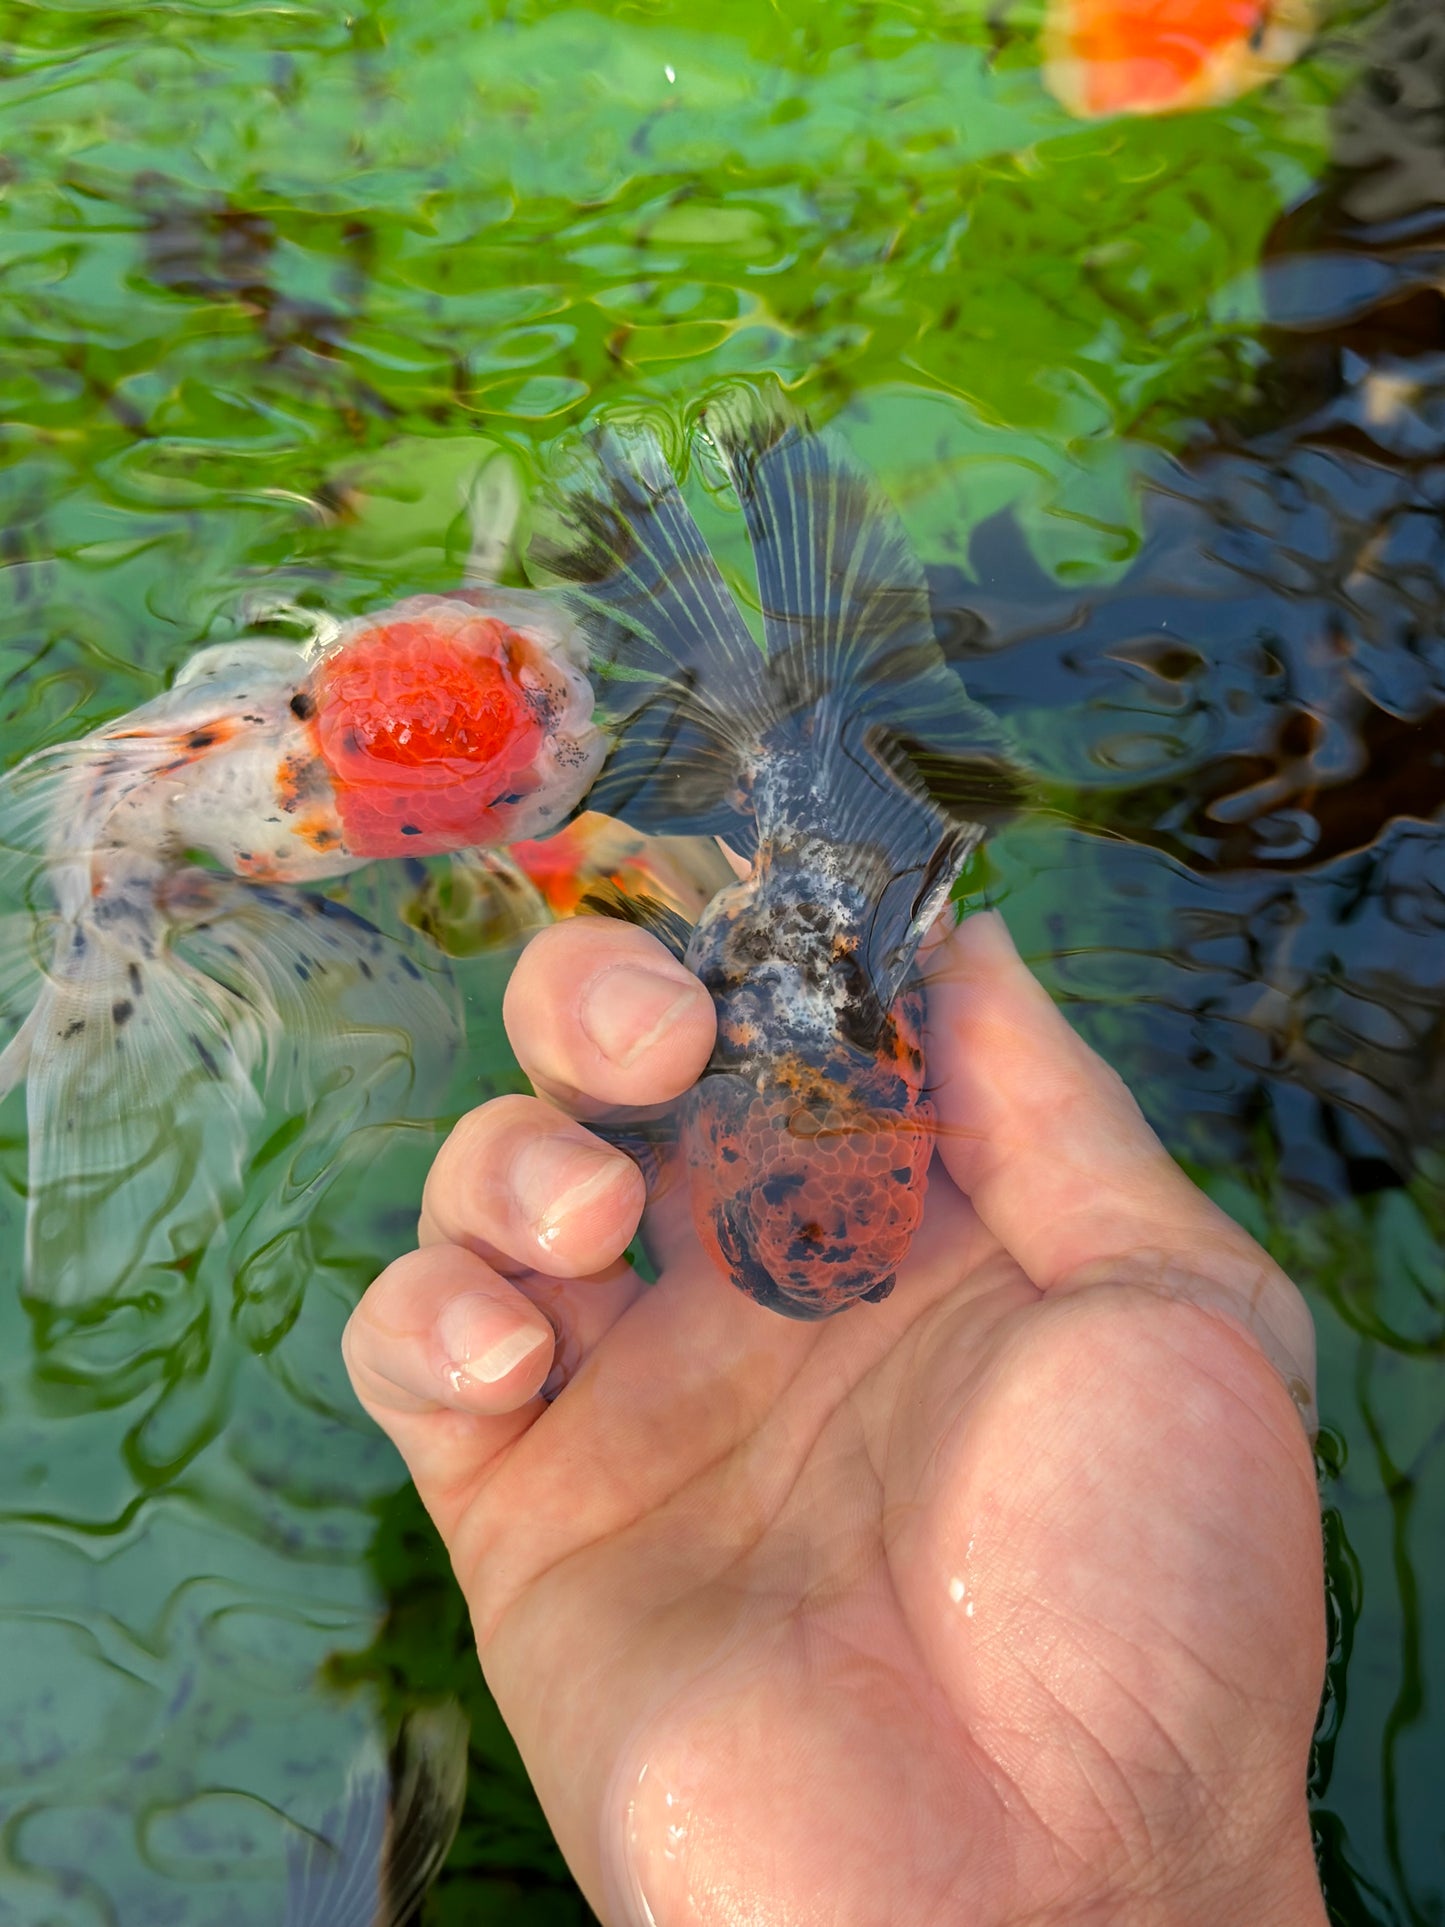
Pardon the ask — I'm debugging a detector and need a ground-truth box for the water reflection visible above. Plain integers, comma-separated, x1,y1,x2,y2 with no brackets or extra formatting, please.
926,12,1445,1904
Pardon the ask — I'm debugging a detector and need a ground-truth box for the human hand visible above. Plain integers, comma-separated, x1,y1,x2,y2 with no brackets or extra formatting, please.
344,910,1327,1926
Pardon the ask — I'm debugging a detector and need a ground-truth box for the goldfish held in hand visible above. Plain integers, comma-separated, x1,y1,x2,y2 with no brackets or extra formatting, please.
1042,0,1315,118
535,391,1023,1319
0,586,602,1303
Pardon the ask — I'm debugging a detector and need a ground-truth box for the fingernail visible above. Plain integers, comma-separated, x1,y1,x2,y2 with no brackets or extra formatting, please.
580,964,704,1068
436,1292,552,1387
510,1136,639,1250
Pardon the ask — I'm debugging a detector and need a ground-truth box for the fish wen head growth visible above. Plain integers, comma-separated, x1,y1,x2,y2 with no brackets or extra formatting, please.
308,589,604,858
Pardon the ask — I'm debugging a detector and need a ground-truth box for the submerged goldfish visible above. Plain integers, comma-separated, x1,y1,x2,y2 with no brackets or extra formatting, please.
1042,0,1315,118
0,587,602,1302
403,809,735,955
536,393,1022,1319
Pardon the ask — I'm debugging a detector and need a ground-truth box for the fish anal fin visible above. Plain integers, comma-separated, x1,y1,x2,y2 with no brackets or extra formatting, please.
283,1703,470,1927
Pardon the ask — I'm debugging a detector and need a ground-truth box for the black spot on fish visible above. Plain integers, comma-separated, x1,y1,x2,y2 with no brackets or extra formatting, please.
294,960,311,980
241,714,266,725
111,999,134,1027
399,956,422,980
400,823,421,836
289,689,315,720
357,958,373,979
62,1018,86,1038
127,962,143,996
187,730,217,750
891,1167,911,1183
760,1171,806,1209
190,1035,223,1080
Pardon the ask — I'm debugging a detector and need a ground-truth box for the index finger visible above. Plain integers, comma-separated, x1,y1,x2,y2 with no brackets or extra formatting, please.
924,910,1317,1418
503,918,716,1114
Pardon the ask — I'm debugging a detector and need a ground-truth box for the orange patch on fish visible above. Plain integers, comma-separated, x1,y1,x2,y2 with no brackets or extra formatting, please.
686,990,933,1320
311,613,548,858
1042,0,1314,117
509,813,732,921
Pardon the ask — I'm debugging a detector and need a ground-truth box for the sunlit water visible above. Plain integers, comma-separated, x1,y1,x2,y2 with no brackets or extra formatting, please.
2,0,1441,1919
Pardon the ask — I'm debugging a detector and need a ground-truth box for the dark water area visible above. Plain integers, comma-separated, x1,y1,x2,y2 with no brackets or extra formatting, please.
1,0,1443,1920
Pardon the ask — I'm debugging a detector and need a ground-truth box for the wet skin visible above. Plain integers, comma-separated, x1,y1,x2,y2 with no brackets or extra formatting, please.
344,911,1328,1927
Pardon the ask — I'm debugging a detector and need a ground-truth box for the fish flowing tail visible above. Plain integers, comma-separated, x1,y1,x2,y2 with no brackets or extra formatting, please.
534,381,1027,1006
1,857,457,1310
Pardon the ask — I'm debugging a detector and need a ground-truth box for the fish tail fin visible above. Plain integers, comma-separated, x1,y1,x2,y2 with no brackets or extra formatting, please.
530,420,768,853
703,383,1029,1008
14,867,266,1310
703,381,1027,825
11,862,458,1310
284,1702,470,1927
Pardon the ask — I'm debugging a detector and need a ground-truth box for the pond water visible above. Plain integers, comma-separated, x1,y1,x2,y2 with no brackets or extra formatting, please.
2,0,1442,1920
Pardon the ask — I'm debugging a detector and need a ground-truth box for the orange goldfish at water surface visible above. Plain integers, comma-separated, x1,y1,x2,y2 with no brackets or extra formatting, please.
1043,0,1315,117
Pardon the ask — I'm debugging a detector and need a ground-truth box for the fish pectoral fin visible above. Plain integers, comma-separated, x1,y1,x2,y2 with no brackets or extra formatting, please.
576,880,694,962
462,447,525,585
864,817,984,1018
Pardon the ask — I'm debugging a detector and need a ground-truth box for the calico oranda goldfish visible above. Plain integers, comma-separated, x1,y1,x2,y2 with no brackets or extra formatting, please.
534,390,1022,1320
0,585,603,1302
1043,0,1315,118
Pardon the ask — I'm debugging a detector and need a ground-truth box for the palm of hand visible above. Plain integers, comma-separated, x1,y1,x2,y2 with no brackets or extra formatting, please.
347,914,1325,1926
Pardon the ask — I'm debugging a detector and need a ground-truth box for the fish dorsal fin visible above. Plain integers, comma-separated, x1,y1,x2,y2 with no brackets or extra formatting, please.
530,424,763,854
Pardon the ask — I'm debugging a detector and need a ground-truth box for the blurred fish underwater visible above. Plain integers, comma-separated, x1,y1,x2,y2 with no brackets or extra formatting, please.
1042,0,1317,118
402,809,734,957
534,388,1024,1318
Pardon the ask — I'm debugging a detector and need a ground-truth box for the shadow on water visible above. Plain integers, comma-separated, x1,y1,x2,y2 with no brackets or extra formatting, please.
927,8,1445,1911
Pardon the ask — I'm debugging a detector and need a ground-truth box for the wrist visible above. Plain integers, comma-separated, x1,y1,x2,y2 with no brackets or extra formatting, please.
1096,1809,1327,1927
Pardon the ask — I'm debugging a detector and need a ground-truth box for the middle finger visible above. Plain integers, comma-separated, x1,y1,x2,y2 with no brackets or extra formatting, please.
421,1093,647,1278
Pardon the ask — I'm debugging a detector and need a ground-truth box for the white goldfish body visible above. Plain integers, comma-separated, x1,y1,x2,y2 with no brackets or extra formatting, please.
0,586,604,1306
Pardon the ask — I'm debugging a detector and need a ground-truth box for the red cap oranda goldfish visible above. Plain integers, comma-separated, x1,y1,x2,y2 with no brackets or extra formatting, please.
535,391,1024,1319
1042,0,1315,118
0,586,603,1304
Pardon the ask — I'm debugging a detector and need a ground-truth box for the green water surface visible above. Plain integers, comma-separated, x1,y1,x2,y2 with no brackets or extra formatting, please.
1,0,1441,1921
